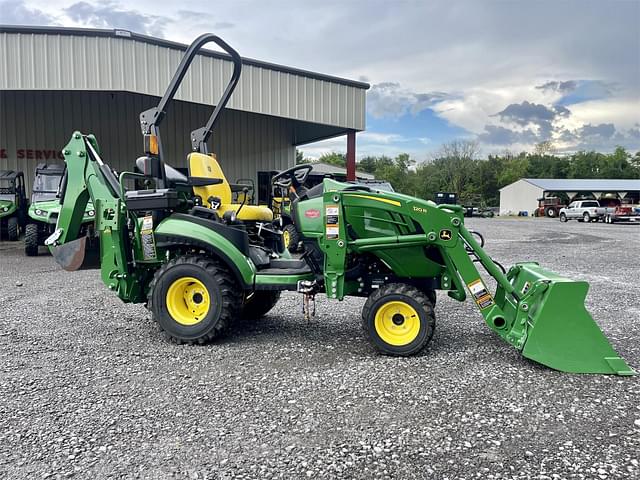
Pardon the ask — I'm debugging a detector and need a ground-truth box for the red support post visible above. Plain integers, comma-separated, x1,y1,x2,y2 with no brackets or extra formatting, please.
346,130,356,182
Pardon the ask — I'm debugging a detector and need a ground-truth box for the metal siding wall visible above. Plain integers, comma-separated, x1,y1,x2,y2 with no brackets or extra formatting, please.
0,90,294,196
499,180,543,216
0,32,366,131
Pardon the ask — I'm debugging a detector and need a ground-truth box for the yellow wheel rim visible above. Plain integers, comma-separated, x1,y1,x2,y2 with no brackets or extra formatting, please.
283,229,290,248
374,301,420,346
165,277,211,326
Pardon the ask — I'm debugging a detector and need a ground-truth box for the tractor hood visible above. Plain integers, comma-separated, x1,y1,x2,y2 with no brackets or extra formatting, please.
29,199,95,224
0,199,17,218
323,178,438,206
296,178,442,234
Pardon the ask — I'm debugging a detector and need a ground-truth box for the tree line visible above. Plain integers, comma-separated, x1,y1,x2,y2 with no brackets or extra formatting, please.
298,141,640,206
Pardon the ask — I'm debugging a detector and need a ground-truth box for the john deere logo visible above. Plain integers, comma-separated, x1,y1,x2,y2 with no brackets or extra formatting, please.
439,229,452,241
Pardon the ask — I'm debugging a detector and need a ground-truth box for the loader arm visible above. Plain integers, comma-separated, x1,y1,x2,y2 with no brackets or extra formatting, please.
47,132,142,302
319,183,634,375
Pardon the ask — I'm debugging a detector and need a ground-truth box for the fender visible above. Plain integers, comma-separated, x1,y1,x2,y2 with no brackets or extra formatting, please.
154,215,256,288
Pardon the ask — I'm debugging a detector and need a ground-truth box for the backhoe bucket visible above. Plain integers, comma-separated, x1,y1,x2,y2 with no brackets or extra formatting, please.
508,263,634,375
49,237,87,271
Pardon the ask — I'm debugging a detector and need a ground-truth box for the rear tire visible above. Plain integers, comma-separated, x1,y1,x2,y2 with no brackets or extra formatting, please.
583,212,591,223
362,283,436,356
147,254,241,344
7,217,19,241
283,224,300,253
24,223,39,256
242,291,281,319
559,213,567,222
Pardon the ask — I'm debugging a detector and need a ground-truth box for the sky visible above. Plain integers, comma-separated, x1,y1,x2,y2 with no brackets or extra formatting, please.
2,0,639,161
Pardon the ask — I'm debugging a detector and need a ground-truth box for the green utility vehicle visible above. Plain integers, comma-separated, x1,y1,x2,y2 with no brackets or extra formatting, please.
47,34,633,375
0,170,27,240
25,163,95,256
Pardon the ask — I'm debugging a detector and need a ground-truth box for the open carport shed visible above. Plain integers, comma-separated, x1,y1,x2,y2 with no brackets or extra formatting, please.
0,26,369,195
499,178,640,215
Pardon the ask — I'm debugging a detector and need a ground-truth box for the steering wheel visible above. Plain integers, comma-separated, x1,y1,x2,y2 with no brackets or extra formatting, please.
272,164,313,190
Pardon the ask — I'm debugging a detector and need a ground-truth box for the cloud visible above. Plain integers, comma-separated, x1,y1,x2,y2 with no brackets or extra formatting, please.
496,101,570,126
300,131,432,160
477,118,639,154
579,123,615,140
367,82,450,119
536,80,578,93
478,125,537,146
0,0,56,24
175,11,234,30
64,2,169,37
358,132,405,144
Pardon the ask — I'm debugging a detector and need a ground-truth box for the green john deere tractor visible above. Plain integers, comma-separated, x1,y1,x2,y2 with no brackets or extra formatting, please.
25,163,95,256
47,34,633,375
0,170,27,241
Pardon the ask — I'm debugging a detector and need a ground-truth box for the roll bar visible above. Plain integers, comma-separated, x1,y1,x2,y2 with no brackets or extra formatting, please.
139,33,242,161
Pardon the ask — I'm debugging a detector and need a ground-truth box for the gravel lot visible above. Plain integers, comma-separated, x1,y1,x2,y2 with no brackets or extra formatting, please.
0,218,639,479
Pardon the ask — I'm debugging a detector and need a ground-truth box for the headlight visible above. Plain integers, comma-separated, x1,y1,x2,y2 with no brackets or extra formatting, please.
35,208,46,216
87,210,95,217
2,207,7,212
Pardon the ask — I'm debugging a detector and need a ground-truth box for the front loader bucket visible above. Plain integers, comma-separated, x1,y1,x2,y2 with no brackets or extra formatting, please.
508,263,634,375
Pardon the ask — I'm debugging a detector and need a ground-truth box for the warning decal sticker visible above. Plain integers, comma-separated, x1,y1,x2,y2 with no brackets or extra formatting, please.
467,279,494,309
141,215,157,260
325,205,340,239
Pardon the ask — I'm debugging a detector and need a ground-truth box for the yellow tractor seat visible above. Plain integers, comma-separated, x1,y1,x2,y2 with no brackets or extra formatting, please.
188,152,273,222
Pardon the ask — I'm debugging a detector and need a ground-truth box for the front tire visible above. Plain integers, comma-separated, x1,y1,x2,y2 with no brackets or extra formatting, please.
7,217,19,241
148,254,241,344
283,224,300,253
362,283,436,356
242,291,281,319
424,289,437,306
583,212,591,223
559,213,567,222
545,207,556,218
24,223,39,256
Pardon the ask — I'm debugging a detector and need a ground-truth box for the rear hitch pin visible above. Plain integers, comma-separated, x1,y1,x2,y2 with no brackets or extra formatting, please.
297,280,317,321
302,293,316,321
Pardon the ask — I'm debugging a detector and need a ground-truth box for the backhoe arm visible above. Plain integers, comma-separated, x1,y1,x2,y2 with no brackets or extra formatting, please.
47,132,142,302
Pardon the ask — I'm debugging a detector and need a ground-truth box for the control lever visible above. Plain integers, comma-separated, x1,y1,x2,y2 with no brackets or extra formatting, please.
235,187,249,217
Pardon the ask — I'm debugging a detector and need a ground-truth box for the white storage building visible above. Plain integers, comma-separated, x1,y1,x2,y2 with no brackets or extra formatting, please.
499,178,640,215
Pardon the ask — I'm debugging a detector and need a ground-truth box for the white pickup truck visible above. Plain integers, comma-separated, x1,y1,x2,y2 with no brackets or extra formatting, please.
559,200,602,222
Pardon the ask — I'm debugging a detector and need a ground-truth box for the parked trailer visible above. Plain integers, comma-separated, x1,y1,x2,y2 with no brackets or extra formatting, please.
602,205,640,224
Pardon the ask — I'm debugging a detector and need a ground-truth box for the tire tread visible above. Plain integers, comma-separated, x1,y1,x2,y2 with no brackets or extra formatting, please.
147,254,242,345
362,282,436,356
24,223,39,256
